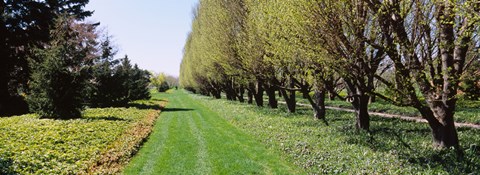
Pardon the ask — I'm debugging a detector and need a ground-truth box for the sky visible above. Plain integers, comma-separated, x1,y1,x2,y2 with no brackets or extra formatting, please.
85,0,199,77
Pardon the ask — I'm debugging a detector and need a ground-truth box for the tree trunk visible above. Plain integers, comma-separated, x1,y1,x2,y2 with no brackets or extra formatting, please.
265,85,278,108
369,95,376,104
303,92,309,99
280,88,296,113
329,92,335,100
213,89,221,99
431,117,459,149
314,90,326,120
225,87,237,101
303,89,328,124
418,103,460,149
225,90,232,100
254,80,264,107
352,94,370,131
247,90,253,104
237,87,245,103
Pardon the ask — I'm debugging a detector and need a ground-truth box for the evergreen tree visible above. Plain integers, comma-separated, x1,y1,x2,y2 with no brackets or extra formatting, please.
128,65,151,100
87,35,122,107
27,17,91,119
114,56,151,105
0,0,92,116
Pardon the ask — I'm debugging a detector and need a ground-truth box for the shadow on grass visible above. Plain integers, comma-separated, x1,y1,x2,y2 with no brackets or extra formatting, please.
210,95,480,174
162,108,194,112
338,120,480,174
0,157,16,175
83,116,129,121
128,103,162,110
149,99,167,102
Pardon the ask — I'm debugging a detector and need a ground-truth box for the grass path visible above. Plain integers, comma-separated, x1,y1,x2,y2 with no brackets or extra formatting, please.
123,90,301,174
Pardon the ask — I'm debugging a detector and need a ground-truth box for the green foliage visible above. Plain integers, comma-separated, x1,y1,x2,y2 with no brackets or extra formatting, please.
125,63,151,102
0,0,93,116
157,81,170,92
88,51,151,108
150,72,178,92
27,17,92,119
191,92,480,174
0,105,159,174
181,0,480,148
460,60,480,100
87,36,121,107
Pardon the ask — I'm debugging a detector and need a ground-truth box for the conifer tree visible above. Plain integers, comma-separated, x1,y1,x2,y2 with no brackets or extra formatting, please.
28,17,92,119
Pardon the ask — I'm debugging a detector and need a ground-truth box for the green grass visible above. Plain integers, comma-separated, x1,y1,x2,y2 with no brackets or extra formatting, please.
295,97,480,124
196,92,480,174
0,101,160,174
123,90,302,174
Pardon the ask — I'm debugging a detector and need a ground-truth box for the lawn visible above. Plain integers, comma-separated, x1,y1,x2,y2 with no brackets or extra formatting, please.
197,91,480,174
0,100,160,174
123,90,302,174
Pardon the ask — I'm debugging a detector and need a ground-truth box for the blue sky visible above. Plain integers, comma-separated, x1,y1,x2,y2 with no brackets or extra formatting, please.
86,0,199,77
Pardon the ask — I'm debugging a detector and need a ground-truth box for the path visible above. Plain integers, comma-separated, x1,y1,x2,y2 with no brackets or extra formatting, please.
123,90,300,174
284,101,480,129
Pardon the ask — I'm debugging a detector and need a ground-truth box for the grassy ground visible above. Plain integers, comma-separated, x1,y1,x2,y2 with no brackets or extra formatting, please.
200,91,480,174
0,101,160,174
123,90,302,174
294,96,480,124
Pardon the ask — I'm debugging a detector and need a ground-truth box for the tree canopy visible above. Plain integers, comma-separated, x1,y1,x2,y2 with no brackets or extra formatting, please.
180,0,480,149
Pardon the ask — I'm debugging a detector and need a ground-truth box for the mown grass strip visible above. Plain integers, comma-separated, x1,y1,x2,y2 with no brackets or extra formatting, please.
123,90,302,174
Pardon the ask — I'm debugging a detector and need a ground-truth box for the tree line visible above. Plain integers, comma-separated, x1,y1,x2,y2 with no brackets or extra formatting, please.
0,0,150,119
180,0,480,150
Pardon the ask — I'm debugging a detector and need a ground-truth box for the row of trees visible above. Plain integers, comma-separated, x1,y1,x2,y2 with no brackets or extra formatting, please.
0,1,151,119
180,0,480,150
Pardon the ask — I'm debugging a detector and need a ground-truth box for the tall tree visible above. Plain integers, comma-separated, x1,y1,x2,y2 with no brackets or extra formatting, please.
303,0,384,130
0,0,92,115
27,17,94,119
362,0,479,149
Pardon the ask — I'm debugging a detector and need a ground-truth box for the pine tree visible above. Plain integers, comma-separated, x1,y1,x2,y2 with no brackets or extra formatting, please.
0,0,92,116
87,35,121,107
27,17,91,119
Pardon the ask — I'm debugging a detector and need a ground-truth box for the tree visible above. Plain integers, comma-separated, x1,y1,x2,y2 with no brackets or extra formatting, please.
27,17,94,119
114,56,150,105
0,0,92,116
87,34,122,107
361,0,480,149
150,72,178,92
301,0,384,130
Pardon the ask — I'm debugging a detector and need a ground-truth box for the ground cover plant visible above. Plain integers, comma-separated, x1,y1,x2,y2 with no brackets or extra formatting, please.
0,100,161,175
123,90,303,174
189,91,480,174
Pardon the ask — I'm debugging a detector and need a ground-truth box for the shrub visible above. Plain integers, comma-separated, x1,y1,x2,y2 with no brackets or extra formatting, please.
157,81,170,92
